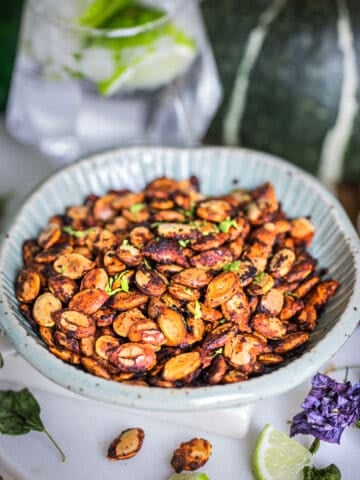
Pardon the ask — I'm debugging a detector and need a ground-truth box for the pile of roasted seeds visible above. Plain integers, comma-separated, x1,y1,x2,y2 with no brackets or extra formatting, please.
15,176,339,387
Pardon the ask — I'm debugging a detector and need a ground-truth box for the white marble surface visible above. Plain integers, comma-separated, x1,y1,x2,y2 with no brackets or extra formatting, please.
0,122,359,479
0,331,358,480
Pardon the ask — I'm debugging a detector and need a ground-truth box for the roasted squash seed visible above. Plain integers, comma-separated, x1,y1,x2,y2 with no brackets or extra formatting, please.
16,269,41,303
163,352,201,381
33,292,62,327
107,428,145,461
171,437,212,473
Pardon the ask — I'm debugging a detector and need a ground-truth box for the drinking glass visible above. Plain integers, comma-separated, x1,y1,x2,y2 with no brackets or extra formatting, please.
6,0,222,162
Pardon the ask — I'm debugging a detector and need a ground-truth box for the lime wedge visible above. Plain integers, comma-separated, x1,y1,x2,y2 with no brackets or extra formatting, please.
74,2,197,94
168,474,210,480
252,424,313,480
98,41,196,95
78,0,134,28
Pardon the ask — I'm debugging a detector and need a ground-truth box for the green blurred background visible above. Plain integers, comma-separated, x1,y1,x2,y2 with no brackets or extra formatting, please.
0,0,23,110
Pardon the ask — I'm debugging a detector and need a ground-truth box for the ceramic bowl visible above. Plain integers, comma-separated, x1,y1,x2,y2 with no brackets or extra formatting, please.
1,147,359,429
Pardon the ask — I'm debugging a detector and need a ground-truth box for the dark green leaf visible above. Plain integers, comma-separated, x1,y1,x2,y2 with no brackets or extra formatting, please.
0,390,19,412
0,410,31,435
0,388,66,461
0,352,3,368
303,464,341,480
355,418,360,429
14,388,41,418
0,389,43,434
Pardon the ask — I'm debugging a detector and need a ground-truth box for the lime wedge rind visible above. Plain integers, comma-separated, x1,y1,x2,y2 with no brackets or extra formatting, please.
78,0,135,28
167,474,210,480
97,43,196,95
252,424,313,480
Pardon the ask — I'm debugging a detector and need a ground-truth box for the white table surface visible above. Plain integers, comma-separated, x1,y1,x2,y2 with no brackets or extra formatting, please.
0,120,359,480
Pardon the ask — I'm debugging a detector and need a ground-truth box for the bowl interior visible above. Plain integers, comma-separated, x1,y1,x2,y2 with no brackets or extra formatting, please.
1,147,359,411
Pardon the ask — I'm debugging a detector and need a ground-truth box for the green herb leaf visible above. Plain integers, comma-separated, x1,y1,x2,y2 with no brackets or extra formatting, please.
119,273,129,293
223,260,242,272
212,347,223,358
219,319,227,324
0,388,65,461
121,239,129,247
177,204,195,218
253,271,266,284
303,464,341,480
189,221,202,232
143,258,152,269
178,239,190,248
129,203,146,214
194,301,202,319
105,271,130,295
60,265,67,274
184,287,193,296
284,290,297,298
63,226,94,238
355,418,360,429
151,222,160,228
218,218,238,233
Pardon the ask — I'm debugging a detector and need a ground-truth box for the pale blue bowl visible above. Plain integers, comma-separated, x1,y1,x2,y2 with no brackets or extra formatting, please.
1,147,359,413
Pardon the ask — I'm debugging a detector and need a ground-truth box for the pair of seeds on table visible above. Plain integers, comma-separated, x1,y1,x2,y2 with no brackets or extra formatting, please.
107,427,212,474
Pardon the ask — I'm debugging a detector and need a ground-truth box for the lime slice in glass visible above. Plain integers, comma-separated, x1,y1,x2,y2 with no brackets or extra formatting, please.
252,424,313,480
78,0,135,28
97,40,196,95
75,2,197,95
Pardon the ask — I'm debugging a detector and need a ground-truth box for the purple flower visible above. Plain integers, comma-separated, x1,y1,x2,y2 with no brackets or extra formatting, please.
290,372,360,444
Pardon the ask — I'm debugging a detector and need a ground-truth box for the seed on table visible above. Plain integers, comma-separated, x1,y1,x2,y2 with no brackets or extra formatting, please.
107,427,145,461
171,437,212,473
